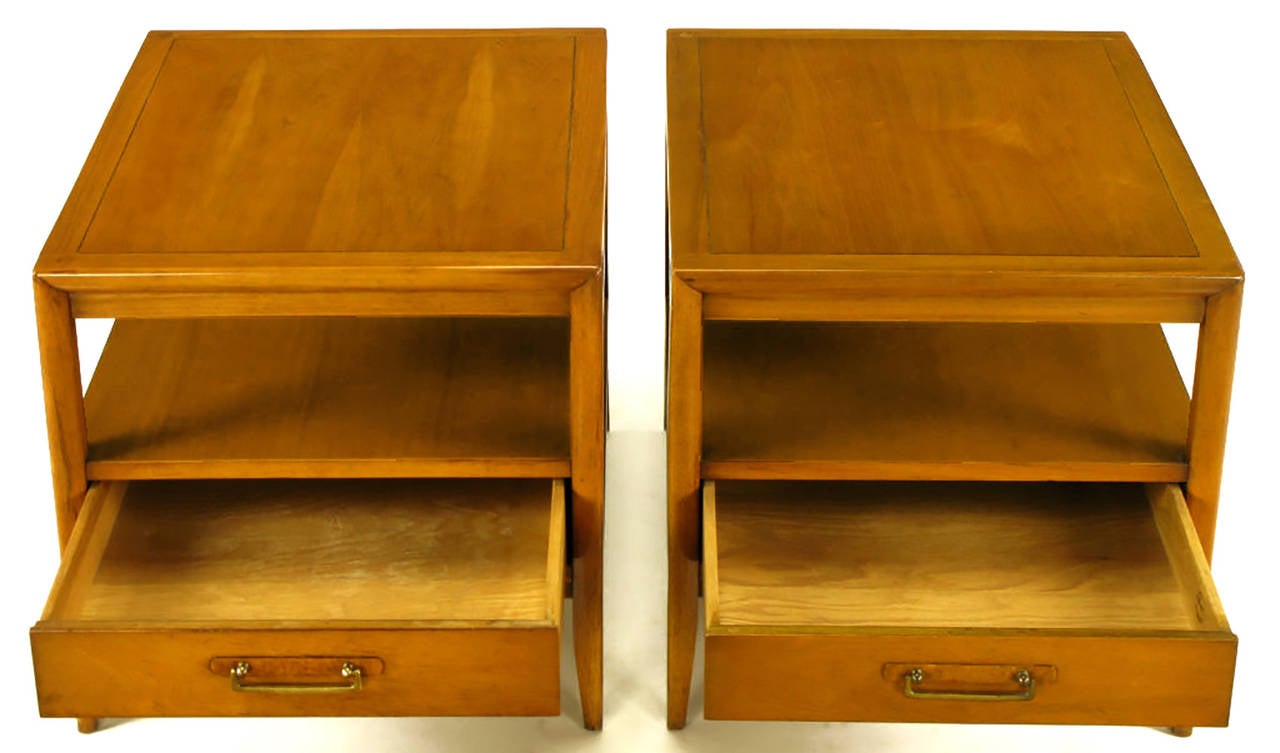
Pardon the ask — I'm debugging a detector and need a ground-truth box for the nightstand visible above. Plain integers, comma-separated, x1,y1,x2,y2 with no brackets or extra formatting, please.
30,28,606,732
666,29,1241,732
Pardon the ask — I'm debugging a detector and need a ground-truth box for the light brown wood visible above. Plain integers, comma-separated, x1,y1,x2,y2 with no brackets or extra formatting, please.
569,273,606,729
77,718,97,734
704,633,1235,726
32,478,566,718
1147,484,1229,629
704,294,1204,324
704,322,1189,481
45,479,563,624
702,479,1236,725
1185,282,1243,560
71,289,572,319
666,29,1243,730
33,628,561,718
30,28,606,730
699,36,1192,258
708,481,1217,632
83,318,569,479
666,277,702,729
35,29,606,293
667,30,1242,295
33,279,88,549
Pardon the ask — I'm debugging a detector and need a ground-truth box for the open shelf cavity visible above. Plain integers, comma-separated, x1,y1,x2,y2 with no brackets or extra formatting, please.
84,317,569,480
703,322,1189,482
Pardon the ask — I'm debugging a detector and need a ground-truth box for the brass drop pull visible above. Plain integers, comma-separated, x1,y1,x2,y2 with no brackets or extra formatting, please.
229,661,363,694
902,666,1036,701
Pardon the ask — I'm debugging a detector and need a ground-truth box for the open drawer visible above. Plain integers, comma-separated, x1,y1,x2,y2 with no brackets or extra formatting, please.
703,480,1236,726
31,478,565,718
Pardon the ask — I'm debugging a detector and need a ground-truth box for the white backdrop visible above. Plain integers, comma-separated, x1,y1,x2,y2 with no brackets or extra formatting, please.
1,1,1276,751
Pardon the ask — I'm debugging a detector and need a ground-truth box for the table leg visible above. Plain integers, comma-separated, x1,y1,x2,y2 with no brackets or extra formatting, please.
1186,281,1243,562
667,277,702,729
34,279,87,552
571,274,606,730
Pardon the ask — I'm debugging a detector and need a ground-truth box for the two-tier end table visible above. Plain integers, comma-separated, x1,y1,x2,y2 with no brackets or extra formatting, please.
666,30,1242,733
29,29,606,732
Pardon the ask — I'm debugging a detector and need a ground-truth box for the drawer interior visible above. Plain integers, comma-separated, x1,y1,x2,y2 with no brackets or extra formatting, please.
705,480,1227,634
42,478,565,627
702,480,1237,725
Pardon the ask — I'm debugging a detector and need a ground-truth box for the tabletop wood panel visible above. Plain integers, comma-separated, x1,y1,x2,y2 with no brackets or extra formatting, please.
698,36,1191,258
35,29,606,292
703,322,1189,481
82,35,574,256
666,30,1241,292
84,317,569,478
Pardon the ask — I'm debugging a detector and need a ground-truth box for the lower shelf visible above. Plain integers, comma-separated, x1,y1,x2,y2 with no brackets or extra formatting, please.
703,480,1236,726
31,478,565,717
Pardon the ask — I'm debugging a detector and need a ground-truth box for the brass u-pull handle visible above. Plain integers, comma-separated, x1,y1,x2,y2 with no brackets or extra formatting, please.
903,667,1036,701
230,661,363,693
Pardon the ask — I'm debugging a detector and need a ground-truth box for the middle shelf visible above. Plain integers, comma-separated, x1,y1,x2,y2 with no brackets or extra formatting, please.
84,317,569,480
704,321,1191,482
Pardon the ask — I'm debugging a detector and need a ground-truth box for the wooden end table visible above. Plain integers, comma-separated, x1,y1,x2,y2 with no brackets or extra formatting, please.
30,29,606,732
666,29,1242,732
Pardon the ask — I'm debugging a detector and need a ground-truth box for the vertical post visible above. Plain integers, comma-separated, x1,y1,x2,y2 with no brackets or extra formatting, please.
1185,281,1243,562
570,273,605,730
34,279,96,735
667,276,702,729
33,279,87,551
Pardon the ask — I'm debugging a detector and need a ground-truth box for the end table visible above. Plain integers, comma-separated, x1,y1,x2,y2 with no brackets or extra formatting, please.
30,29,606,732
666,29,1241,732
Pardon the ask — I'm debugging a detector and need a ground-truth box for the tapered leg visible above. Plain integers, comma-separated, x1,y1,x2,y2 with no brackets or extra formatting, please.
1185,282,1243,562
570,274,606,730
33,279,88,551
77,718,98,734
667,277,702,729
1166,726,1193,737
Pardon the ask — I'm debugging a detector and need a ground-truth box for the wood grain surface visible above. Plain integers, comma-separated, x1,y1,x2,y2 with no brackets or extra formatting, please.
708,480,1214,631
44,478,564,625
84,318,570,479
35,29,606,292
666,30,1242,294
698,36,1191,258
704,632,1236,725
703,322,1189,481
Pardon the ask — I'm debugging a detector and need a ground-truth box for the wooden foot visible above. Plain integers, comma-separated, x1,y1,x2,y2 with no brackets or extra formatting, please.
77,718,98,734
1165,726,1194,737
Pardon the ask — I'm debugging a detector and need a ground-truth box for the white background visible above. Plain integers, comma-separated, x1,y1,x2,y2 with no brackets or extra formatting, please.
1,1,1276,751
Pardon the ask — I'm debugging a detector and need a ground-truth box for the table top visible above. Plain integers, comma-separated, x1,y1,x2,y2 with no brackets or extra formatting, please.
667,30,1242,297
35,29,605,293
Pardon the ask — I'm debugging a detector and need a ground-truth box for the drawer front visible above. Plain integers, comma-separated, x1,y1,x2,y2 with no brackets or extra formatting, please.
705,632,1236,726
32,626,560,717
